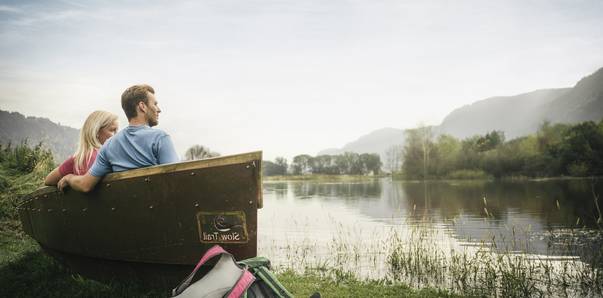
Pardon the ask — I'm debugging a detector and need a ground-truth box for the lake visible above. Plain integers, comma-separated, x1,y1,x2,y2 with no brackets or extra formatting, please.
257,178,603,293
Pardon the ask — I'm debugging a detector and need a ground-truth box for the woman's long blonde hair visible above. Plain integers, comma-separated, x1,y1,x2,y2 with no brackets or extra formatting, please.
73,110,118,174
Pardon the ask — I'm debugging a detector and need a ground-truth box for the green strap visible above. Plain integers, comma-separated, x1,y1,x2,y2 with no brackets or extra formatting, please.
254,267,293,298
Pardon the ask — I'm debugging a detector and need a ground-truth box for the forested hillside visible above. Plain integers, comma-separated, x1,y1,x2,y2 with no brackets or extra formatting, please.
0,110,78,163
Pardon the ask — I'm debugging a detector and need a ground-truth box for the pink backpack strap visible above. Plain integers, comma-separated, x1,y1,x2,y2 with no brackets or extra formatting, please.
194,245,227,271
172,245,228,296
226,270,256,298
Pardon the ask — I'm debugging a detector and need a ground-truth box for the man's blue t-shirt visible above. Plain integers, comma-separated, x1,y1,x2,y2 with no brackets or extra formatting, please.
89,125,179,177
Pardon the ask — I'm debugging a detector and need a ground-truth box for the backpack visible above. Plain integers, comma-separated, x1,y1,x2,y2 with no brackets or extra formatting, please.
171,245,293,298
237,257,293,298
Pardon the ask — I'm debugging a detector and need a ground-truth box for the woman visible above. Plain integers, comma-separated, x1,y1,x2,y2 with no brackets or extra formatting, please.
44,110,119,186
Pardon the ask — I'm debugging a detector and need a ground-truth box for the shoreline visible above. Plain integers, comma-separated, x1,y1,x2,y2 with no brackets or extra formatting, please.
263,174,387,181
264,174,602,182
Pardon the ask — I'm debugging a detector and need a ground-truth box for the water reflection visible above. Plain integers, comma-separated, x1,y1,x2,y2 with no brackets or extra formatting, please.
288,180,382,200
261,178,602,257
401,180,602,228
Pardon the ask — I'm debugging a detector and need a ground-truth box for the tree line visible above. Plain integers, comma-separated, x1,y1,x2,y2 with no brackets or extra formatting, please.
394,120,603,179
263,152,382,176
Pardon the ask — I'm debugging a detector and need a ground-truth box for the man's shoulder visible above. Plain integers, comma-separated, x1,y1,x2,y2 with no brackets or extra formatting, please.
120,125,169,139
139,127,169,139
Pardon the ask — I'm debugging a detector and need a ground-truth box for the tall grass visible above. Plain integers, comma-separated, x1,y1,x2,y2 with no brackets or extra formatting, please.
0,142,54,223
386,225,602,297
261,205,603,297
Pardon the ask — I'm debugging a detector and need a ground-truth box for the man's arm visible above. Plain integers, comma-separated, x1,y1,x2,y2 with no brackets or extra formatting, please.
158,134,180,164
58,173,101,193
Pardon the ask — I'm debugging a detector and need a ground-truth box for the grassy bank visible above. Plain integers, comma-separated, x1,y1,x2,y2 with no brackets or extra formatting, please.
278,270,456,298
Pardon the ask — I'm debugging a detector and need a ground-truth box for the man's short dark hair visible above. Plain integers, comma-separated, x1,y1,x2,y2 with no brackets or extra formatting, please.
121,84,155,120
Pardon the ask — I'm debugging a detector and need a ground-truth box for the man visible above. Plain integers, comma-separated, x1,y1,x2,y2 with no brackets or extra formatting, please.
58,84,179,192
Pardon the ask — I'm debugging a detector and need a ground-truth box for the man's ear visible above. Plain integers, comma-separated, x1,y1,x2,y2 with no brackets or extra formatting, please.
138,101,147,113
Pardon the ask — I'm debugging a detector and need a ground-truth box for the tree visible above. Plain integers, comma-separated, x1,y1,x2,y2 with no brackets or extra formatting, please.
385,145,403,173
263,159,287,176
291,154,313,175
557,121,603,176
360,153,382,175
476,131,505,152
274,157,288,175
402,126,435,179
184,145,220,161
311,155,333,174
433,134,461,177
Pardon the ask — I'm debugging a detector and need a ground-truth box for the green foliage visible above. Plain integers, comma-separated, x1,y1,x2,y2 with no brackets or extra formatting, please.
475,130,505,152
263,157,288,176
400,120,603,179
0,142,54,174
291,154,312,175
402,126,436,179
557,121,603,176
0,142,54,221
446,169,490,180
291,152,382,176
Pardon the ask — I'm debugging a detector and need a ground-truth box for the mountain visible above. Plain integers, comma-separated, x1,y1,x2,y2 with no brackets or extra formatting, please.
437,88,569,139
317,127,406,158
439,67,603,139
541,67,603,124
0,110,79,163
320,67,603,157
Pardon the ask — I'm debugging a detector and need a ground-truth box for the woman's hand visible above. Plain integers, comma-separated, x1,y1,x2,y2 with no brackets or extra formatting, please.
57,174,73,192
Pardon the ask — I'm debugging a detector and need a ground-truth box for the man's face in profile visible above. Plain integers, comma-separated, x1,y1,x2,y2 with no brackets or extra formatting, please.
144,93,161,127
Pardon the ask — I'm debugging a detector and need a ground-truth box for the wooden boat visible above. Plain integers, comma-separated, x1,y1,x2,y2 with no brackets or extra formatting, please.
17,151,263,284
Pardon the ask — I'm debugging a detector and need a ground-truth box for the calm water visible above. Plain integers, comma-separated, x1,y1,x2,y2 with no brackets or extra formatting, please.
257,178,603,277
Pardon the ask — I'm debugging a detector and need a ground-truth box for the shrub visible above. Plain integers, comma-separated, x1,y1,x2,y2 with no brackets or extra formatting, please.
446,169,490,180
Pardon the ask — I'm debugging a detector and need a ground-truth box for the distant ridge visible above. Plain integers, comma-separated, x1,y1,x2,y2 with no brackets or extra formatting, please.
317,127,406,159
320,67,603,158
541,67,603,124
0,110,78,163
437,88,569,139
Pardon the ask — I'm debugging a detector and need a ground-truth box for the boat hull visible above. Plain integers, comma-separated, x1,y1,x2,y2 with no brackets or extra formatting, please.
18,151,263,282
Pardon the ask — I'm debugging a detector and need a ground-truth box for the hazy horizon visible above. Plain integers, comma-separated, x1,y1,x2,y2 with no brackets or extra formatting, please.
1,0,602,160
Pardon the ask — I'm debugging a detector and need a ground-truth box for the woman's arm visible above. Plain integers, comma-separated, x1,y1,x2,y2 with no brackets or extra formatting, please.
58,173,101,193
47,156,74,186
44,167,63,186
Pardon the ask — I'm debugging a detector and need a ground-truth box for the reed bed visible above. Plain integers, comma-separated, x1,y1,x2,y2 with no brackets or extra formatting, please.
259,215,603,297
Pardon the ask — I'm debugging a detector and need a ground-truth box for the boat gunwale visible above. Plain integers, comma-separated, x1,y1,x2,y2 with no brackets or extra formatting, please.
20,151,262,202
104,150,262,181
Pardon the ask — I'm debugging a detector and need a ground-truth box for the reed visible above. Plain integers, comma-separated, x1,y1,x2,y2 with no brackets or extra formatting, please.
261,206,603,297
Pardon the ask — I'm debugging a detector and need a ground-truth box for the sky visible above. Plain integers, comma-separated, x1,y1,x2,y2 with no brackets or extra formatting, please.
1,0,602,161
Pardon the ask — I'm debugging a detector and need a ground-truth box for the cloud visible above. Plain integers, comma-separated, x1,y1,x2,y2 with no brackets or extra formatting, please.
0,5,22,13
10,9,85,27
